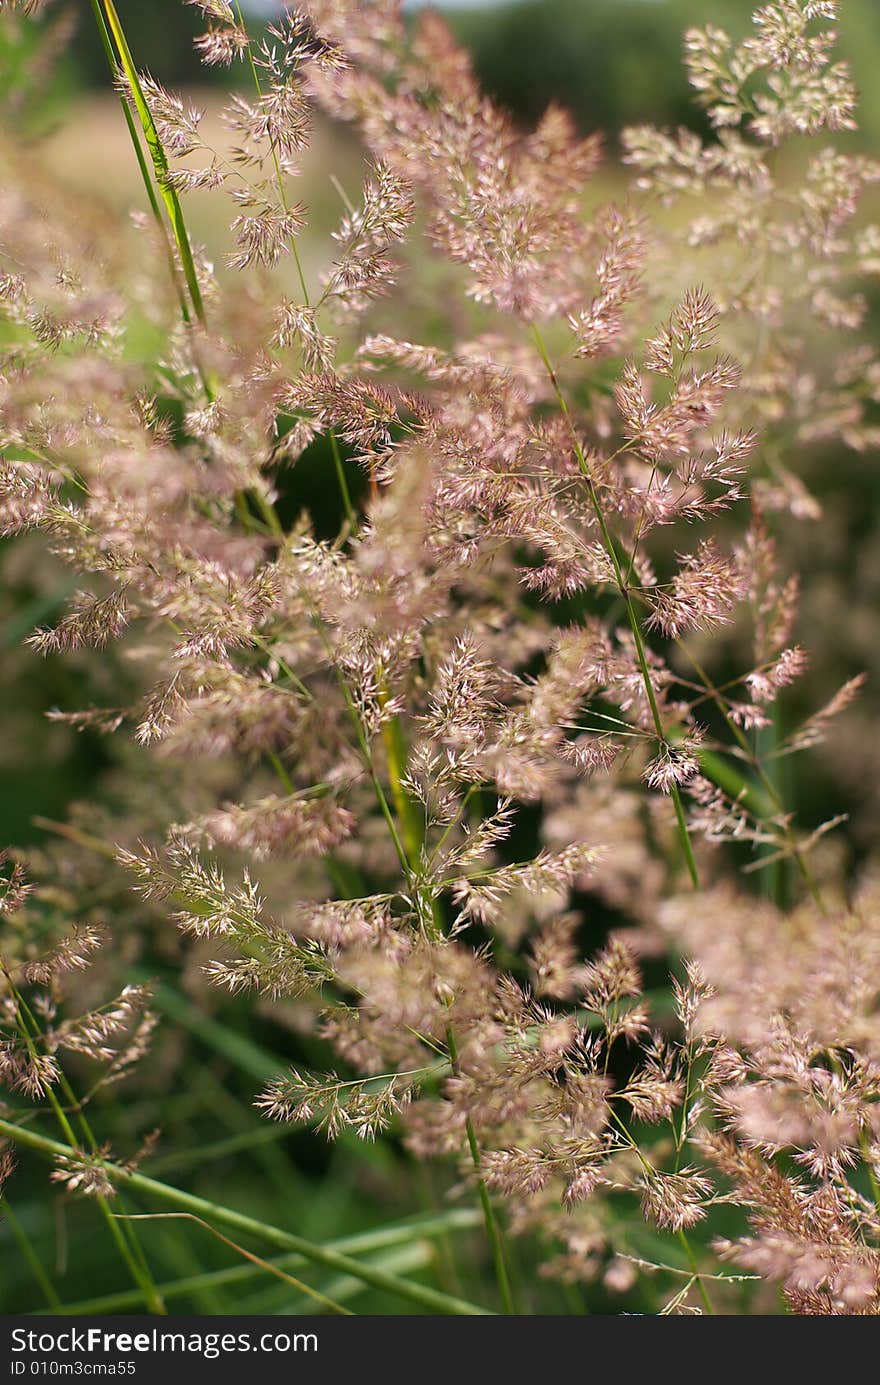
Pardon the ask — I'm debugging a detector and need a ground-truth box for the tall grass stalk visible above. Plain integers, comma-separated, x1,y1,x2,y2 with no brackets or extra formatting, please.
0,1116,494,1315
2,973,166,1313
94,0,207,329
532,324,701,888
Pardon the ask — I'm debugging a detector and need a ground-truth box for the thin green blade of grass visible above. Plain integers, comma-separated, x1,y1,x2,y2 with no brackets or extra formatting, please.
257,1242,435,1315
34,1208,480,1315
0,1118,493,1315
96,0,207,329
6,981,165,1314
0,1197,62,1311
87,0,193,327
116,1210,354,1316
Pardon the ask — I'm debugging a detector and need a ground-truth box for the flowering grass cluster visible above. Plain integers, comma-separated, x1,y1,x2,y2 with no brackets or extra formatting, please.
0,0,878,1315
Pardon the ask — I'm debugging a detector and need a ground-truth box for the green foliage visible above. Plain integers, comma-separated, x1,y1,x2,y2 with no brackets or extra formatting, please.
455,0,880,145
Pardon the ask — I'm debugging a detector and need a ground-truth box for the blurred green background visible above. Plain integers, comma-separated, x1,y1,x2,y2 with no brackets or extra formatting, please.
48,0,880,148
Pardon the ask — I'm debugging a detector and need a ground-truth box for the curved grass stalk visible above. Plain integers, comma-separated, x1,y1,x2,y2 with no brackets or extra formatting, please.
0,1197,62,1310
115,1211,354,1315
0,1116,493,1315
43,1232,461,1317
310,598,518,1310
2,975,166,1314
95,0,207,329
681,646,827,911
233,2,310,310
532,324,700,888
380,707,518,1315
444,1024,517,1315
604,1103,715,1315
232,4,358,531
88,0,193,328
